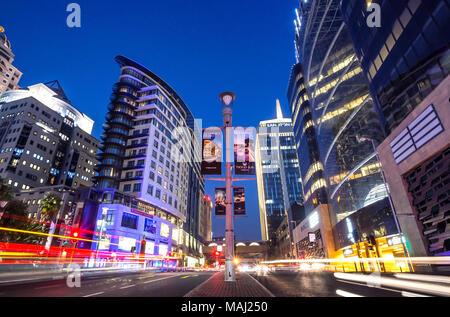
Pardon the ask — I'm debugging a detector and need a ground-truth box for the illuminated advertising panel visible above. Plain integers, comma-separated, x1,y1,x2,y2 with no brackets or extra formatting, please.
234,128,256,175
202,128,223,175
160,223,170,238
159,244,169,256
144,218,157,234
215,187,226,216
145,241,155,255
118,237,136,252
233,187,246,215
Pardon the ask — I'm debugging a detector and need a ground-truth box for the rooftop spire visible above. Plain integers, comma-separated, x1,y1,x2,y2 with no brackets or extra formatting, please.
276,99,284,119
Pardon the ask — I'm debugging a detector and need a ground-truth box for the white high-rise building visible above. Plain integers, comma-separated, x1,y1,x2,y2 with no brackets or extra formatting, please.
0,26,22,93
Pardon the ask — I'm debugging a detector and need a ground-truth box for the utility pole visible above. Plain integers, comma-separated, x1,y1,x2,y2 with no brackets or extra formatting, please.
221,92,236,282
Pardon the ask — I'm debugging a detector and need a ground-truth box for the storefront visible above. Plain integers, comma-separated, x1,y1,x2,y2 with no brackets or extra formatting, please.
333,199,411,272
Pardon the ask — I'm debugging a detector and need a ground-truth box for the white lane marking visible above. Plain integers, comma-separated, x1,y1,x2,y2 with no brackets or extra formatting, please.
401,291,431,297
120,284,135,289
83,292,105,297
336,289,364,297
143,275,179,284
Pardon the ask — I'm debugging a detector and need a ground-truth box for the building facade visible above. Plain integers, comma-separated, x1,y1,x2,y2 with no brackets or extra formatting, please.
340,0,450,134
378,76,450,259
255,101,303,257
0,82,99,193
288,0,404,261
0,27,22,93
95,56,206,266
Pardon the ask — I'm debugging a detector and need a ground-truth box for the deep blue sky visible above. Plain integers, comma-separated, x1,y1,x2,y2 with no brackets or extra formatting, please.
2,0,298,241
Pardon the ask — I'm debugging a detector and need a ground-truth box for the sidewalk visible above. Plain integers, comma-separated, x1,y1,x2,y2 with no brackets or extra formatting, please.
184,272,274,297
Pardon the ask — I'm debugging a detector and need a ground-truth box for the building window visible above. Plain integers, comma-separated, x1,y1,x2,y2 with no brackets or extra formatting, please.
121,212,138,229
147,185,153,196
124,184,131,192
133,183,142,192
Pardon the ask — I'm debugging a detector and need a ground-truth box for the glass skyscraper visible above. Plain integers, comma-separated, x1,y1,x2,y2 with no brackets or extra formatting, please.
255,101,303,247
288,0,401,255
340,0,450,134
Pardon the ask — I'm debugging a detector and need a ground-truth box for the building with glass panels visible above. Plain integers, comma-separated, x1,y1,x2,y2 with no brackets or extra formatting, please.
95,56,207,266
340,0,450,134
255,101,303,257
288,0,406,261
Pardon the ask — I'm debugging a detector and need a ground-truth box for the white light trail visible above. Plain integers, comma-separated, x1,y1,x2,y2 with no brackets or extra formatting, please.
336,289,364,297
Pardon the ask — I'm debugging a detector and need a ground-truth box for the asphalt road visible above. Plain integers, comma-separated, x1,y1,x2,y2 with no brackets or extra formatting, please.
0,271,215,297
250,270,439,297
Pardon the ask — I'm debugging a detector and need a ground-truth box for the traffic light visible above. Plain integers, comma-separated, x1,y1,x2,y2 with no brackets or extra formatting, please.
214,250,221,257
71,229,80,239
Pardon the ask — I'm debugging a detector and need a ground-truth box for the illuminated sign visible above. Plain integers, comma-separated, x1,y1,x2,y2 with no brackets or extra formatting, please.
202,128,223,175
160,223,170,238
343,248,353,256
233,187,246,215
118,237,136,252
388,236,402,246
145,241,155,255
215,188,226,216
159,244,169,256
308,211,319,229
308,232,316,243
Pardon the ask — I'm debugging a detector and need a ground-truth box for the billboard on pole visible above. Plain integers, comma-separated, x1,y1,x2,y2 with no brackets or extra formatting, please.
215,187,226,216
233,187,246,215
202,128,223,175
234,128,256,175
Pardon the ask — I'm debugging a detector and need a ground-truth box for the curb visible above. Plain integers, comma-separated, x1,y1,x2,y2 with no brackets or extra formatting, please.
245,273,275,297
184,272,222,297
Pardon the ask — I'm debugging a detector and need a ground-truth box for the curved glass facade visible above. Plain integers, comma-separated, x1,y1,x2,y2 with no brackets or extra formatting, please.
291,0,388,227
288,64,328,215
341,0,450,134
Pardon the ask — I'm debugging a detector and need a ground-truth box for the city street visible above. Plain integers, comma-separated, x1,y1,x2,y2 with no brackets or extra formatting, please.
0,271,215,297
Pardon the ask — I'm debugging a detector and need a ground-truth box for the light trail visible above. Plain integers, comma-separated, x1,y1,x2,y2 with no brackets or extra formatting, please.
334,273,450,297
336,289,364,297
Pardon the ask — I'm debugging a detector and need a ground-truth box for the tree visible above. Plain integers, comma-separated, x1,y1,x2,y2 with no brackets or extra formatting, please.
0,177,13,210
0,199,45,244
39,193,62,223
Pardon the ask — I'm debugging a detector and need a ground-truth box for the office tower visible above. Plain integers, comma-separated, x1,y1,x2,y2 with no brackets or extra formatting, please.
255,100,303,254
288,0,406,262
340,0,450,257
0,81,99,193
0,26,22,93
95,56,205,265
340,0,450,134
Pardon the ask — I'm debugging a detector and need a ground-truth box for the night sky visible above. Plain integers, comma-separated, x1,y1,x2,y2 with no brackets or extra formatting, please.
2,0,298,241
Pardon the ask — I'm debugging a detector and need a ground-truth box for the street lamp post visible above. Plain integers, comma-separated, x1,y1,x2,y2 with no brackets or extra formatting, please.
361,137,413,272
221,92,236,282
